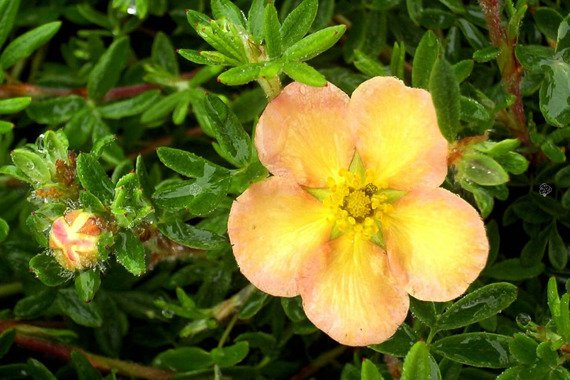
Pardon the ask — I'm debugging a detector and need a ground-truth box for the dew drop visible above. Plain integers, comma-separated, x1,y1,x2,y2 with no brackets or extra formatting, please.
161,309,174,319
516,313,531,327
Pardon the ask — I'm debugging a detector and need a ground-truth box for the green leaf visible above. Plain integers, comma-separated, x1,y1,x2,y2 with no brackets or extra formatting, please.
74,270,101,303
353,50,390,77
27,358,57,380
264,2,282,59
111,173,153,228
541,139,566,163
11,149,51,184
432,333,512,368
520,227,549,266
76,153,114,203
412,30,440,89
247,0,265,41
460,96,490,123
539,59,570,127
280,0,318,47
157,147,230,179
77,4,114,30
559,293,570,341
57,288,103,327
14,289,57,319
0,21,61,69
458,152,509,186
0,0,20,50
555,167,570,189
283,61,326,86
0,120,12,134
0,218,8,242
211,341,249,367
0,329,15,359
239,290,269,319
186,12,246,61
151,31,178,75
71,351,101,380
153,178,230,214
409,298,440,326
0,97,31,115
43,130,69,163
534,8,563,41
114,230,146,276
401,341,430,380
390,41,405,80
509,333,538,364
435,283,518,331
473,46,501,62
178,48,239,66
515,45,554,72
98,90,161,119
211,0,246,28
202,95,252,167
494,152,528,175
158,220,227,250
557,14,570,53
218,63,263,85
282,25,346,62
369,324,417,357
361,359,384,380
406,0,422,25
485,258,545,281
87,37,130,101
548,224,568,270
457,18,487,49
429,58,461,141
153,347,213,371
453,59,474,83
26,96,86,125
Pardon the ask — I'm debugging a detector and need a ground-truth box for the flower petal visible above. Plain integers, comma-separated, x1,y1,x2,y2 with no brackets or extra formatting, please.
228,176,333,297
350,77,448,191
298,235,409,346
384,188,489,302
256,82,354,187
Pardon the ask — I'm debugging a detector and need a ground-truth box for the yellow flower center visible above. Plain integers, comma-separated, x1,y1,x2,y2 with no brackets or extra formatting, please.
323,170,392,241
343,188,374,221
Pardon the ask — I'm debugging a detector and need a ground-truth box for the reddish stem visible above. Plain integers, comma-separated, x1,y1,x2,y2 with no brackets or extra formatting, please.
0,320,174,380
478,0,529,144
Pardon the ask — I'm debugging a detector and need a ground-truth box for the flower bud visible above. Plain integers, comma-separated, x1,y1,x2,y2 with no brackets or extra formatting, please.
48,209,101,271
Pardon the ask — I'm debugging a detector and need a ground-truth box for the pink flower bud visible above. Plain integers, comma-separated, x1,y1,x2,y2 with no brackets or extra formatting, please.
49,210,101,271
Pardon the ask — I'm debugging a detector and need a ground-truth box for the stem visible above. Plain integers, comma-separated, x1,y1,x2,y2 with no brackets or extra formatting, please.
217,313,239,348
290,345,347,380
426,328,437,344
257,76,282,100
0,321,175,380
0,71,198,101
0,282,23,298
478,0,529,144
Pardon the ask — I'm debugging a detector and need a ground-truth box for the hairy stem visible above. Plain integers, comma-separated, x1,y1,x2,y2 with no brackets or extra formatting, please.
478,0,528,143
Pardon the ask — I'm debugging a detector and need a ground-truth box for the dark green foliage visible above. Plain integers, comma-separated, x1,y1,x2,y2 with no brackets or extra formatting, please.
0,0,568,379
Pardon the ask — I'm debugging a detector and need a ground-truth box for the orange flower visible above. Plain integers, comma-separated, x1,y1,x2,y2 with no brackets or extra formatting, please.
49,209,101,271
228,77,489,346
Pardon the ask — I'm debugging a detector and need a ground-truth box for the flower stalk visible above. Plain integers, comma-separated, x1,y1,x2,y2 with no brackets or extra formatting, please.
478,0,529,143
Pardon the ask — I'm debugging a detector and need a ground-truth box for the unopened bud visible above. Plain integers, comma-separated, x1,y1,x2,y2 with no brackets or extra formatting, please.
49,210,101,271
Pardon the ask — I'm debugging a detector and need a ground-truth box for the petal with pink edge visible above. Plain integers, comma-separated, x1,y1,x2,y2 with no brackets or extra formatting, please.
298,235,409,346
228,176,333,297
384,188,489,302
350,77,448,191
255,82,355,188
